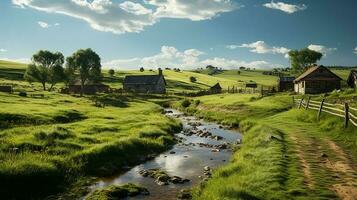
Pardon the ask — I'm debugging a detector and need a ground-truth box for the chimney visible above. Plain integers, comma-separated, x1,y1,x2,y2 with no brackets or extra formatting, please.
158,68,163,76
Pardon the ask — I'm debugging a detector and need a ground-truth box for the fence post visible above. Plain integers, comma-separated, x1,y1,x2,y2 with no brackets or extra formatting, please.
345,103,349,128
305,96,311,110
317,98,325,121
292,96,295,106
298,98,304,109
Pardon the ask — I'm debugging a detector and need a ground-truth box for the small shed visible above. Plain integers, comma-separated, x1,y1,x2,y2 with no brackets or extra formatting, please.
347,70,357,88
294,65,342,94
123,69,166,94
245,82,257,88
68,80,109,95
0,85,12,93
277,76,295,92
210,83,222,94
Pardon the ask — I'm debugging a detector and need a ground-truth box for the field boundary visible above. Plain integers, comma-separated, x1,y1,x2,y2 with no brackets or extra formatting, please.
293,96,357,127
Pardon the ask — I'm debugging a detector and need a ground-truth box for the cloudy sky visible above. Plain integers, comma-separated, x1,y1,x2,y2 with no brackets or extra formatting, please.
0,0,357,69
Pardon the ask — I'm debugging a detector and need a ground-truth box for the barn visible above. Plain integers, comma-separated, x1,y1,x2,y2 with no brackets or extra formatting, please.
347,70,357,88
294,65,342,94
277,76,295,92
68,80,109,95
210,83,222,94
123,69,166,94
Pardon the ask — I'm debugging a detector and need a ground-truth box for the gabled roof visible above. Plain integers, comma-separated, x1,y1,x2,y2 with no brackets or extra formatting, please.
294,65,342,82
210,83,222,90
123,75,166,85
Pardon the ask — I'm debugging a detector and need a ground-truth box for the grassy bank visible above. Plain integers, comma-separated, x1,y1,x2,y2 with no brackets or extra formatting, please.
0,92,181,199
176,93,357,199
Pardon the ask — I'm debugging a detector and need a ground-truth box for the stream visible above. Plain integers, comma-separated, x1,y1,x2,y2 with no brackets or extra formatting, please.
88,109,242,199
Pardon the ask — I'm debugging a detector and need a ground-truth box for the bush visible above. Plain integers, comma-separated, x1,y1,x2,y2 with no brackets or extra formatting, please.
189,76,197,83
19,91,27,97
181,99,191,108
194,100,201,106
108,69,115,77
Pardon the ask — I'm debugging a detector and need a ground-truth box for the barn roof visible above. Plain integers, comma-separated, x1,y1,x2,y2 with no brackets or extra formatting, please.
123,75,166,85
294,65,342,82
210,83,222,90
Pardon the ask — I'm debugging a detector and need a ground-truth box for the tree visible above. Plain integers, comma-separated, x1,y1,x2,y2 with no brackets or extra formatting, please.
140,67,144,72
24,50,65,91
189,76,197,83
108,69,115,77
288,48,323,73
66,48,102,96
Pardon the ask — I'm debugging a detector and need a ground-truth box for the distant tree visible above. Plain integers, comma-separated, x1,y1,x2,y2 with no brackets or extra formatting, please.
237,71,241,75
24,50,65,91
66,48,102,96
108,69,115,77
288,48,323,73
189,76,197,83
239,66,246,70
140,67,144,72
206,65,215,70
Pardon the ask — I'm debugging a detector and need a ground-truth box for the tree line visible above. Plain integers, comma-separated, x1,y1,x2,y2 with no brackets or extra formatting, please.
24,48,102,96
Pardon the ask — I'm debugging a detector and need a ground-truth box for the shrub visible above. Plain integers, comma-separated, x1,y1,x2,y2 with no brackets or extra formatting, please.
181,99,191,108
189,76,197,83
108,69,115,77
194,100,201,106
19,91,27,97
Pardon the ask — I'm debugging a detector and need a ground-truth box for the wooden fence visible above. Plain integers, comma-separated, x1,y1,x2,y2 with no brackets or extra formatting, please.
293,97,357,128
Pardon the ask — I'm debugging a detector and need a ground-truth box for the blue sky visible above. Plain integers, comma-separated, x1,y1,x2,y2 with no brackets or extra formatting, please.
0,0,357,69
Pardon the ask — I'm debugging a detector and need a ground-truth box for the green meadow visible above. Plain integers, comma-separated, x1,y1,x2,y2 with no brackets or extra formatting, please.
1,60,357,199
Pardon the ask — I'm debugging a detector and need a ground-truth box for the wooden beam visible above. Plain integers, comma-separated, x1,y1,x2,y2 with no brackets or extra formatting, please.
345,103,349,128
317,99,325,121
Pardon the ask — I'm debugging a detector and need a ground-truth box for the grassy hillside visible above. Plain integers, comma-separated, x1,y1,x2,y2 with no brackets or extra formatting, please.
176,93,357,200
0,92,181,199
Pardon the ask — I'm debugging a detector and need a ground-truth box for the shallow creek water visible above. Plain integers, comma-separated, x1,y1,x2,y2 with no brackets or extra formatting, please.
88,109,242,200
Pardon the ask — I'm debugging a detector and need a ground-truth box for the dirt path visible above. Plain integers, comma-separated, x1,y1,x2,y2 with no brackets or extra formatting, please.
265,118,357,200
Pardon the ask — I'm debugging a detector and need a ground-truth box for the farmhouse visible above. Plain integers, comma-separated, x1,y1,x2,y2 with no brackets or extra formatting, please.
347,70,357,88
294,65,342,94
210,83,222,94
277,76,295,92
123,68,166,94
68,80,109,95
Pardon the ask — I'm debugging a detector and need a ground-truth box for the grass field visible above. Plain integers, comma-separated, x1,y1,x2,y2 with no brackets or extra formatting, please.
0,92,181,199
176,93,357,200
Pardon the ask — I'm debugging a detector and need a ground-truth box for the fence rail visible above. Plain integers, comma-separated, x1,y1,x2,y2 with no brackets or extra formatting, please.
293,96,357,128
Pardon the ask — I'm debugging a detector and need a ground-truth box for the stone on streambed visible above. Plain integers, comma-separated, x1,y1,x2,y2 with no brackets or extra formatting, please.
86,183,149,200
139,169,190,186
177,189,192,200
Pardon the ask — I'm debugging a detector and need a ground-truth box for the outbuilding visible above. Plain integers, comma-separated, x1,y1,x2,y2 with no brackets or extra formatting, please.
277,76,295,92
123,68,166,94
294,65,342,94
210,83,222,94
68,80,109,95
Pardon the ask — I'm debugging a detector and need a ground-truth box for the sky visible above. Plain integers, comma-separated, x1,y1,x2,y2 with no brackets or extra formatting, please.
0,0,357,70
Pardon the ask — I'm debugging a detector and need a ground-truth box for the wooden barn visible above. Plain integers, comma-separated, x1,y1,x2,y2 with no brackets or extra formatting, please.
277,76,295,92
294,65,342,94
68,80,109,95
347,70,357,88
123,68,166,94
210,83,222,94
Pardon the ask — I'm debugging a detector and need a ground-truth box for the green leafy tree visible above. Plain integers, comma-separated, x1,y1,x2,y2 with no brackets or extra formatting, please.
66,48,102,96
108,69,115,77
140,67,144,72
288,48,323,73
189,76,197,83
24,50,65,91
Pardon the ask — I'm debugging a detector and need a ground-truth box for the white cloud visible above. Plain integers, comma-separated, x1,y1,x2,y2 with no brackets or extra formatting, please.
263,1,306,14
38,21,49,28
145,0,239,21
354,47,357,54
238,41,290,57
226,45,240,50
0,49,8,52
103,46,278,70
13,0,237,34
307,44,337,55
